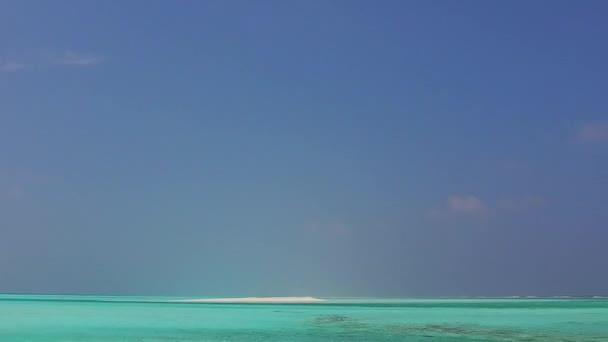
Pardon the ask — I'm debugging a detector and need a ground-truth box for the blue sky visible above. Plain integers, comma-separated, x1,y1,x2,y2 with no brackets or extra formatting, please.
1,0,607,296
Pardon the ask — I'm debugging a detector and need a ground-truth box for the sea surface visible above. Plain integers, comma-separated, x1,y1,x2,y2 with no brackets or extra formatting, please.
1,294,607,341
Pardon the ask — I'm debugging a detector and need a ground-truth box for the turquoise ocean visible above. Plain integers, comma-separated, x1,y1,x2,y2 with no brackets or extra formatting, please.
1,294,607,341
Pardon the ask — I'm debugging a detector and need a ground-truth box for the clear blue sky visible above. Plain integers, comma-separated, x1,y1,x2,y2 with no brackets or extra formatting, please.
1,0,607,296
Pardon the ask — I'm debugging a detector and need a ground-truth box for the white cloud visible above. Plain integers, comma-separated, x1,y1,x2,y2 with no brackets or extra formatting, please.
0,62,25,72
1,51,103,72
447,195,488,214
56,51,103,66
577,121,608,143
428,195,489,219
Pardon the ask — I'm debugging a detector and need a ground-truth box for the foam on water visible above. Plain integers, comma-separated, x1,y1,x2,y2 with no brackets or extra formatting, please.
1,295,607,341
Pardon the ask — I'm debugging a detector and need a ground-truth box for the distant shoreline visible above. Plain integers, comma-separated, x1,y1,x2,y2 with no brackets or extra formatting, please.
173,296,325,303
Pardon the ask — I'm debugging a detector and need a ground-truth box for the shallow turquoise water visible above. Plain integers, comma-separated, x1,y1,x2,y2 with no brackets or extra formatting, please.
1,295,607,341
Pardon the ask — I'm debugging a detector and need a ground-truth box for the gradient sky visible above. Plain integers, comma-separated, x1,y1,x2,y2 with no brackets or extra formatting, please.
1,0,607,297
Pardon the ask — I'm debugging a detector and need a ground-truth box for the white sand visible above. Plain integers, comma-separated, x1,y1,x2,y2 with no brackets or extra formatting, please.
175,296,324,303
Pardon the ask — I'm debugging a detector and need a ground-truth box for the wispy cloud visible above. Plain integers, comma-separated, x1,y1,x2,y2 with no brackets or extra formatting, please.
429,194,546,220
428,195,489,219
55,51,103,66
0,62,25,72
577,121,608,143
447,195,488,215
0,51,103,72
